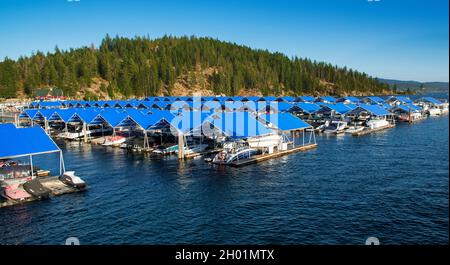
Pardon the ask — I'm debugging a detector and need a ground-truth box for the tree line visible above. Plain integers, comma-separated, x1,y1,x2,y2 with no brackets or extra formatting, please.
0,35,390,98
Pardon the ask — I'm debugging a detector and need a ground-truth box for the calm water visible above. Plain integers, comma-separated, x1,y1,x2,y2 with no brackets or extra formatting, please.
1,102,448,245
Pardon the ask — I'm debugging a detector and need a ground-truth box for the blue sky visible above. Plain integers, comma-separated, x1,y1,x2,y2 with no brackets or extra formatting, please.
0,0,448,82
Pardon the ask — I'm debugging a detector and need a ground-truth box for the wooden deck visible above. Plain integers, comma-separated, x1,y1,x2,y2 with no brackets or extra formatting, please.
0,176,86,208
184,148,223,159
230,143,318,167
351,124,395,136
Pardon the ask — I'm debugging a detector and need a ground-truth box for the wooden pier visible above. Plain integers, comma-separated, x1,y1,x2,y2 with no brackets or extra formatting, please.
184,148,222,159
351,124,395,136
230,143,317,167
0,176,86,209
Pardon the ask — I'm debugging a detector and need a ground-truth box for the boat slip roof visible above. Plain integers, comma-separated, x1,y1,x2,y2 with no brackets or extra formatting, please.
353,104,391,116
259,113,311,131
206,112,274,138
0,124,60,159
421,97,443,105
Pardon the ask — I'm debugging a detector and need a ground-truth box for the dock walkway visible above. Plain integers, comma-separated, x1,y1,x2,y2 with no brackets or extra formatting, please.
230,143,317,167
352,124,395,136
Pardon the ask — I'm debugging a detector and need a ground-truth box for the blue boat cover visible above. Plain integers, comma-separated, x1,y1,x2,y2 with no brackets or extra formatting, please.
0,125,60,159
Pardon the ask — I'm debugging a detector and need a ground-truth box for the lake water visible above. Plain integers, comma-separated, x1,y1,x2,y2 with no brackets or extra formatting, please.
0,97,448,245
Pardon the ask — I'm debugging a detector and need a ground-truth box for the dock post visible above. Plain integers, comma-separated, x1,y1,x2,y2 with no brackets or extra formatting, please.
178,133,184,160
83,122,88,143
44,117,49,133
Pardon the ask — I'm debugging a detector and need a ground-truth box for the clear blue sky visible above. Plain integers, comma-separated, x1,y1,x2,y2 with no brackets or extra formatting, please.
0,0,448,82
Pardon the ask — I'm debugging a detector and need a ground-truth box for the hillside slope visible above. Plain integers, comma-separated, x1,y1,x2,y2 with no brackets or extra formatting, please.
0,35,391,99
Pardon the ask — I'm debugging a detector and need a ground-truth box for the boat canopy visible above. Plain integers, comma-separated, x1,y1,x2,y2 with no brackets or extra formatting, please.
259,113,311,131
420,97,444,105
0,124,60,159
206,112,274,138
318,103,352,114
349,104,391,116
296,96,315,102
295,102,321,114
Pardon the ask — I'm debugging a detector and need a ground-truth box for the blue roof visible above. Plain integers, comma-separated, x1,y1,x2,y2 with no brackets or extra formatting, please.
393,96,412,104
295,102,321,114
68,109,99,124
20,109,40,119
318,96,336,102
49,109,77,122
207,112,274,138
421,97,443,105
297,96,316,102
92,109,128,127
0,125,60,159
353,104,391,116
341,96,360,103
319,103,352,114
259,113,311,131
366,96,384,104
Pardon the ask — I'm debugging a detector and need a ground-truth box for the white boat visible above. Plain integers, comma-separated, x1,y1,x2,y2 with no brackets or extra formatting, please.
212,142,258,165
59,171,86,189
102,135,127,146
246,134,282,148
345,126,365,134
57,128,110,140
179,144,209,155
366,118,389,129
323,121,347,134
427,107,441,116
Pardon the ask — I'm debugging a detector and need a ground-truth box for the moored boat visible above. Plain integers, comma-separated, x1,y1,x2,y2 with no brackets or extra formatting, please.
59,171,86,189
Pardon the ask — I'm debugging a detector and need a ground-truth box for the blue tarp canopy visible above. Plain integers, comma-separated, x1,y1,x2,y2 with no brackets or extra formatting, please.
0,125,60,159
207,112,274,138
259,113,311,131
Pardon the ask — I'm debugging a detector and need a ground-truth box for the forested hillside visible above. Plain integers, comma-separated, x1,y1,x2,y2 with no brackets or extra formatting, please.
0,35,391,99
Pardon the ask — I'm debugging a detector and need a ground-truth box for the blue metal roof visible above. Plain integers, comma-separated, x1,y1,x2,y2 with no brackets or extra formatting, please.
340,96,360,103
364,96,385,104
49,109,77,122
295,102,320,114
421,97,443,105
207,112,274,138
0,125,60,159
296,96,315,102
354,104,391,116
319,103,352,114
20,109,40,119
318,96,336,102
259,113,311,131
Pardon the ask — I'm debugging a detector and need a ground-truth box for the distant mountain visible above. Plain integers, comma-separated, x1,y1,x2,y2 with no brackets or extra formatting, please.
377,78,449,93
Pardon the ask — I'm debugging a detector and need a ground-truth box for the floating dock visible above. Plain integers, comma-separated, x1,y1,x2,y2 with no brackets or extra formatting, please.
184,148,222,159
0,176,86,208
351,124,395,136
230,143,317,167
